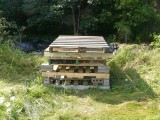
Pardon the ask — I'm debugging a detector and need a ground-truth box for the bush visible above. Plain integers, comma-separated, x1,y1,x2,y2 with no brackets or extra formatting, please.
150,34,160,48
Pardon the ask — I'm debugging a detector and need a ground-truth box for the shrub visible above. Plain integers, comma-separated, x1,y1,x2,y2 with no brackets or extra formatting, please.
150,34,160,48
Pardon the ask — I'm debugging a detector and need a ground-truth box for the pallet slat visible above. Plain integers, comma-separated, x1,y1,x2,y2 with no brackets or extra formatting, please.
42,72,109,79
44,51,112,59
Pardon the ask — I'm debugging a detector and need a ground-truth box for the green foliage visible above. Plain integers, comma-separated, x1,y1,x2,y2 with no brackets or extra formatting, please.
0,17,10,43
0,44,160,119
150,34,160,48
109,44,159,95
80,16,98,35
1,0,159,42
0,43,42,80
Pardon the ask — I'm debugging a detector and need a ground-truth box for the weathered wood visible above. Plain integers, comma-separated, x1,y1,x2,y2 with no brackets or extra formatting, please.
44,77,51,85
52,85,110,90
73,80,78,85
91,78,104,86
42,72,109,79
48,47,105,52
48,59,106,66
44,51,112,59
98,69,109,73
41,63,53,71
53,65,59,71
49,63,105,66
64,80,71,85
83,81,88,85
52,41,107,44
48,47,106,53
42,35,111,88
97,66,110,73
98,66,110,70
53,35,107,42
103,80,110,86
55,80,60,85
49,44,109,48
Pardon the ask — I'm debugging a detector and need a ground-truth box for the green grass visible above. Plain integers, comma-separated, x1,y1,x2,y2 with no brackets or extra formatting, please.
0,44,160,120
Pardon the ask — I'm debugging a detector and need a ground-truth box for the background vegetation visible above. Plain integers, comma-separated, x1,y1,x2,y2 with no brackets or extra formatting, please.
0,0,160,43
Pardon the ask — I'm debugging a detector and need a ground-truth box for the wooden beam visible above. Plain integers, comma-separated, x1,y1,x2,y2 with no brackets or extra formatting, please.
42,72,109,79
49,44,109,48
44,51,112,59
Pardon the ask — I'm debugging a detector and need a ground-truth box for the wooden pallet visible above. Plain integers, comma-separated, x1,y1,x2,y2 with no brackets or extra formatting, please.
42,72,109,79
44,47,112,59
43,77,110,87
48,36,109,53
41,35,111,89
41,63,110,73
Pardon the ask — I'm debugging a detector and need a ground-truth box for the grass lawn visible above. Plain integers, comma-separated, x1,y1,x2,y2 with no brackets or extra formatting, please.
0,44,160,120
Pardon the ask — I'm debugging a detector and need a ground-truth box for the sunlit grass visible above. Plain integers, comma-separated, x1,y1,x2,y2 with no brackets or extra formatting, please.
0,44,160,119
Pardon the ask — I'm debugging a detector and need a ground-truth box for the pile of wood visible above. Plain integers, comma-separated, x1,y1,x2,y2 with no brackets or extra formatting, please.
41,35,113,90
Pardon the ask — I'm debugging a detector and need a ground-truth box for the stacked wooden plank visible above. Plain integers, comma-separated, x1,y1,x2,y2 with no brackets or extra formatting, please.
41,35,112,90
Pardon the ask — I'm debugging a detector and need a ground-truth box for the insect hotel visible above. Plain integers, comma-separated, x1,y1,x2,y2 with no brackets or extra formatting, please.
41,35,113,90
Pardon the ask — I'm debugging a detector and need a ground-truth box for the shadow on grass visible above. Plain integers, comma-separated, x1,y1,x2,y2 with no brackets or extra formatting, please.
49,61,157,105
0,62,157,105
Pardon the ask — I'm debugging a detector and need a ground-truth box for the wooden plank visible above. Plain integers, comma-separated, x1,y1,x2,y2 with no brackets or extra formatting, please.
51,42,107,45
42,72,109,79
52,40,106,43
48,57,106,60
103,80,110,86
53,65,59,71
49,44,109,48
98,66,110,70
44,51,112,59
91,78,104,85
83,81,88,85
48,59,106,65
98,66,110,73
54,35,106,40
51,85,110,90
48,63,106,67
41,63,53,71
53,37,106,41
50,48,105,52
98,69,109,73
43,77,51,84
